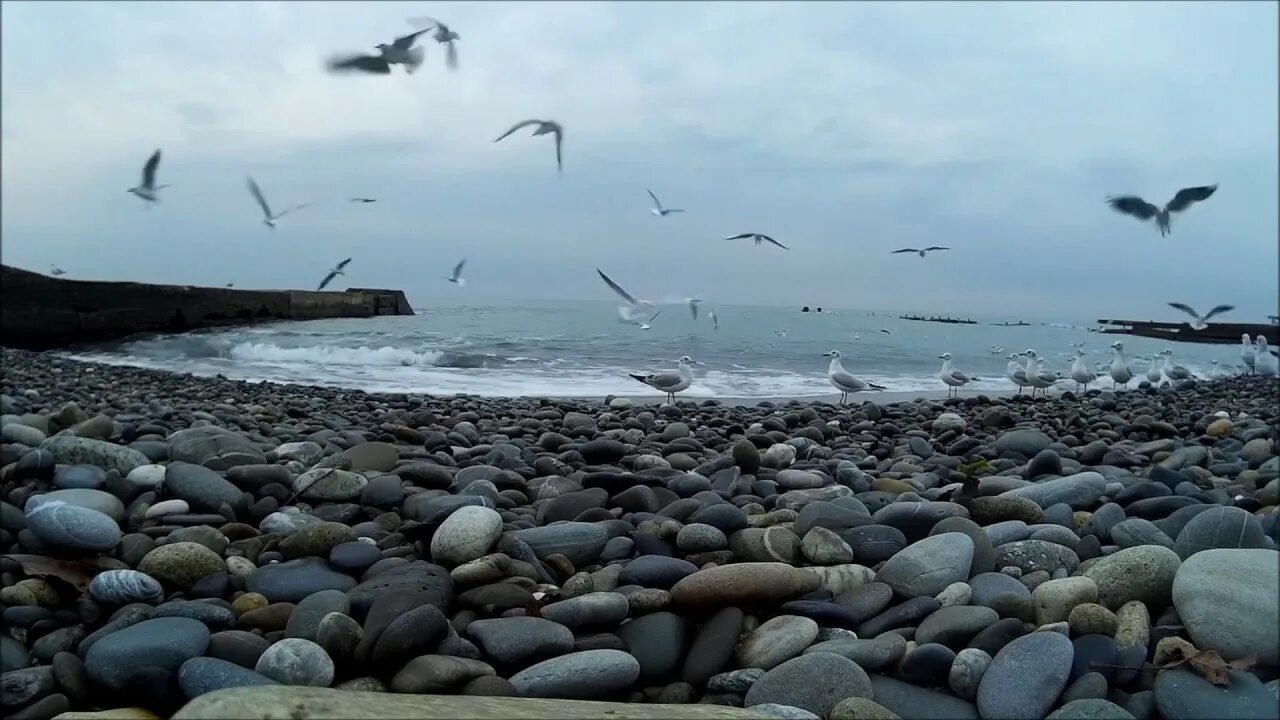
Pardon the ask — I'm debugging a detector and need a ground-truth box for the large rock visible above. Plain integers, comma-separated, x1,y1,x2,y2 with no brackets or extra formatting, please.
1172,506,1269,559
1000,472,1106,510
431,506,503,567
977,631,1073,720
172,687,769,719
140,542,226,589
745,652,872,718
508,649,640,699
23,499,121,553
84,617,211,692
345,561,452,617
28,488,124,522
510,523,609,567
876,533,974,598
1083,545,1180,610
994,429,1052,458
1171,548,1279,665
40,435,150,475
670,563,821,609
165,462,244,513
867,675,978,720
246,558,357,604
178,657,278,699
293,469,367,503
1153,666,1277,720
167,427,266,470
467,617,574,665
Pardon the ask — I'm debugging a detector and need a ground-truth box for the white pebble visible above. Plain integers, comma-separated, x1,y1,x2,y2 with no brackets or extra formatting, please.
144,499,189,519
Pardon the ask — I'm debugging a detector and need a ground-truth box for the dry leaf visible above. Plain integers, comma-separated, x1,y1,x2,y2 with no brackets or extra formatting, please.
1187,649,1233,686
3,553,122,592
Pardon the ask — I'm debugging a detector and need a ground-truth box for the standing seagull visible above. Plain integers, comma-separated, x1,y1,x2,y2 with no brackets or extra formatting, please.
647,189,684,217
1023,351,1063,398
49,265,66,277
246,177,312,229
494,120,563,174
1108,341,1135,390
409,17,459,70
938,352,978,397
317,258,352,291
1146,354,1164,386
726,233,789,250
629,356,699,403
1106,185,1218,237
1255,337,1279,377
127,149,167,205
823,350,886,404
445,258,467,286
1168,302,1234,331
891,246,949,258
596,268,656,328
1070,349,1099,392
1161,350,1194,382
1006,353,1030,395
1241,334,1256,374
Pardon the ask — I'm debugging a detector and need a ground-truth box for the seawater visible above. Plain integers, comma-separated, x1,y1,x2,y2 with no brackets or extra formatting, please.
63,300,1242,398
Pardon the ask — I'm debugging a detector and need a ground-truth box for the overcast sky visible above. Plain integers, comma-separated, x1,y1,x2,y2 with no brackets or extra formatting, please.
3,1,1276,321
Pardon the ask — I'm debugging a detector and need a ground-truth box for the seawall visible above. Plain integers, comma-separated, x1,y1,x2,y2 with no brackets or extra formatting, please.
0,265,414,350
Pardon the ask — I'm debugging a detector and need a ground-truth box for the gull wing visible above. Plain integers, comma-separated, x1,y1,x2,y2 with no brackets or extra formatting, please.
725,233,755,241
317,271,339,290
596,268,638,305
452,257,466,279
392,28,430,50
246,176,273,219
1165,184,1217,213
647,189,662,210
275,202,314,219
642,370,683,390
760,234,789,250
1200,304,1234,322
445,39,458,70
552,125,563,173
923,246,950,252
1106,195,1158,220
327,54,391,74
141,149,162,189
1167,302,1201,321
494,119,542,143
950,369,971,383
891,248,919,254
830,370,869,391
335,257,352,270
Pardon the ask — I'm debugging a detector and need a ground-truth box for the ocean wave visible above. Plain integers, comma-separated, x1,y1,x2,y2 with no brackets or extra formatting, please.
225,342,503,369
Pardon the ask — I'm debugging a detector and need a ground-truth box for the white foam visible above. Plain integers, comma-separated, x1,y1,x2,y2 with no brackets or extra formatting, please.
227,342,444,367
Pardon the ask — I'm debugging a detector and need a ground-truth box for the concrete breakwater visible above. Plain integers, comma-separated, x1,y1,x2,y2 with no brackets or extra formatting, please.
0,265,414,350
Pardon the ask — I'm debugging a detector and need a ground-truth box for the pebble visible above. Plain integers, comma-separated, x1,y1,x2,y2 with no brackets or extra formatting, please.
745,652,872,718
1171,548,1279,665
253,638,334,687
977,630,1074,720
508,649,640,699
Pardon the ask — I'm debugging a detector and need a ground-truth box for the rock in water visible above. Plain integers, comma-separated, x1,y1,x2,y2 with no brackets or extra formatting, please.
508,649,640,699
1171,548,1279,665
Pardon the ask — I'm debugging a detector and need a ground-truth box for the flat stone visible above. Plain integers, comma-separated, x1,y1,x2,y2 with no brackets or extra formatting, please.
618,555,699,589
681,606,744,687
1153,666,1277,720
293,469,367,503
540,592,629,629
1172,548,1279,665
40,435,150,475
89,569,164,605
670,563,821,609
84,617,211,693
977,631,1073,720
617,612,689,680
254,638,334,687
915,606,999,649
804,635,906,672
1172,506,1269,559
868,675,979,720
1083,545,1180,610
736,615,819,670
165,462,244,513
167,426,266,470
246,558,358,604
467,617,575,665
993,540,1080,575
431,506,504,567
508,649,641,699
23,500,121,553
1001,472,1107,510
177,657,277,699
390,655,495,693
139,542,225,589
1032,577,1099,625
510,523,609,567
1045,699,1136,720
876,533,974,598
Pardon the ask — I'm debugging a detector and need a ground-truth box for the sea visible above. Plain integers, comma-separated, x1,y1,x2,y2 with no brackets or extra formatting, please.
62,301,1244,400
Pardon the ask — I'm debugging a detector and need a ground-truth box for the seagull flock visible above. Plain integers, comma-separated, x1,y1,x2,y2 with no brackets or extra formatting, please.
41,11,1272,404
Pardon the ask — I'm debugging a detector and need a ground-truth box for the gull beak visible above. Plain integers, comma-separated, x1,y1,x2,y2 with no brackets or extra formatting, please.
937,355,946,359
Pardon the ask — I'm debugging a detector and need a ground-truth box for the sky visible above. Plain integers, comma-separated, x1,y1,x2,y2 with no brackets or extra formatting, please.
2,1,1277,322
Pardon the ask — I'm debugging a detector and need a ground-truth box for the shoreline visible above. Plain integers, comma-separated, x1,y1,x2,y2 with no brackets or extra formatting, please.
1,346,1276,718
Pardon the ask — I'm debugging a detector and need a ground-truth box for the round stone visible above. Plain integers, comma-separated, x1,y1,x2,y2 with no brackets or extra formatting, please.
254,638,335,687
745,652,873,718
89,569,164,605
139,542,225,589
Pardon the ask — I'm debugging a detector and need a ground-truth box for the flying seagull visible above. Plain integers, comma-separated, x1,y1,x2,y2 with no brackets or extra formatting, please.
350,197,377,203
891,246,949,258
409,17,459,70
317,258,352,291
709,308,719,330
326,53,391,74
494,120,563,174
127,149,167,205
880,329,892,335
246,176,312,229
686,298,701,320
1106,185,1218,237
726,233,789,250
596,267,656,328
446,258,467,286
226,282,235,288
630,356,699,403
648,189,684,217
638,308,663,331
1168,302,1234,331
373,26,431,72
49,265,66,277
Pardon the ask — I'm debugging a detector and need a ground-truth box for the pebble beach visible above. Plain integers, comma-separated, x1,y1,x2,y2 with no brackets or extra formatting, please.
2,347,1278,720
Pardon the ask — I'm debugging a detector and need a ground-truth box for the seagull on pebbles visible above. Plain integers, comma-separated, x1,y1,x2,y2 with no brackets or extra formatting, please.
1024,350,1064,398
726,233,789,250
409,17,459,70
246,177,312,229
1146,354,1164,385
647,189,684,217
1106,185,1218,237
1168,302,1234,331
494,120,564,174
891,246,949,258
1006,353,1031,395
823,350,886,404
1070,349,1100,392
938,352,979,397
1108,341,1135,390
317,258,352,291
445,258,466,286
596,268,657,329
1255,337,1279,377
630,356,699,403
1241,334,1256,374
1161,350,1194,382
127,149,167,206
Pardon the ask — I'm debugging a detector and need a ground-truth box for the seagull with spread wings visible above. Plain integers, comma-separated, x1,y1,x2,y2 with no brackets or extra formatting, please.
246,177,312,230
494,120,563,173
726,232,789,250
445,258,467,286
596,267,658,328
317,258,352,291
891,246,949,258
1106,185,1218,237
350,197,377,203
50,265,66,277
1167,302,1234,331
408,17,459,70
127,149,168,205
648,189,684,217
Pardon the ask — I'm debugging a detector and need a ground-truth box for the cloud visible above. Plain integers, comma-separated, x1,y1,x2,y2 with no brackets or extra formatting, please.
1,1,1276,318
